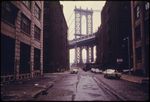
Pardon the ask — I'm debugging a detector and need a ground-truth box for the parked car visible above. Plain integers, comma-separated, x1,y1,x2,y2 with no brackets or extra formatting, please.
103,69,121,79
122,68,134,74
70,68,78,74
95,68,103,74
91,68,96,73
91,68,103,74
83,63,94,71
83,63,100,71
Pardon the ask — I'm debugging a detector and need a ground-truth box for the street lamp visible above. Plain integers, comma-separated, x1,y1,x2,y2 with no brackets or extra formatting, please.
123,37,131,74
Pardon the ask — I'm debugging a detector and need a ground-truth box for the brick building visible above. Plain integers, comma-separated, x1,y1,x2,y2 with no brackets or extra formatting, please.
1,1,44,83
131,1,149,76
96,1,132,71
43,1,69,73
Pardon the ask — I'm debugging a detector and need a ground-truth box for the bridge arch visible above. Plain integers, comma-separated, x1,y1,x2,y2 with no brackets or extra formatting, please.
74,6,93,38
73,6,94,66
81,16,86,35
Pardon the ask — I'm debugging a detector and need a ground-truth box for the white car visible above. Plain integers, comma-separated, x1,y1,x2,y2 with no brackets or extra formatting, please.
70,68,78,74
91,68,102,74
91,68,96,73
103,69,121,79
95,68,103,73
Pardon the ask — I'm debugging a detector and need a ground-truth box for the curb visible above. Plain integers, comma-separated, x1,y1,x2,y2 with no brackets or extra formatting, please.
1,84,54,101
93,77,128,101
121,75,149,84
121,77,142,84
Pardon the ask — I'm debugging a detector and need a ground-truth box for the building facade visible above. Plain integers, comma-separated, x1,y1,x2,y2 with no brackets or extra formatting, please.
1,1,44,83
43,1,69,73
96,1,132,71
131,1,149,76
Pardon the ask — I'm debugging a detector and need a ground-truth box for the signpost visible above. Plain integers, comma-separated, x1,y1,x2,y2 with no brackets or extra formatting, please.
117,58,123,71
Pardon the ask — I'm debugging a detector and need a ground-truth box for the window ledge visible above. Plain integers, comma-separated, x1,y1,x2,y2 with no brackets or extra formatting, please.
34,38,41,42
1,19,16,28
21,30,31,37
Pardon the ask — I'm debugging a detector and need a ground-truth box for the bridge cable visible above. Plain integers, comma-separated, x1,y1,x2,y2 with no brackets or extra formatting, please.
67,12,74,23
68,19,75,28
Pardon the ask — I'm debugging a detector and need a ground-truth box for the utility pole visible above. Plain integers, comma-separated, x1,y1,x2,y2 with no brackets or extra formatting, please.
124,37,131,75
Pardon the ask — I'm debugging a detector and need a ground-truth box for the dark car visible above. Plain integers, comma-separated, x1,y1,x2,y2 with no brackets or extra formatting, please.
103,69,121,79
83,63,100,71
83,63,93,71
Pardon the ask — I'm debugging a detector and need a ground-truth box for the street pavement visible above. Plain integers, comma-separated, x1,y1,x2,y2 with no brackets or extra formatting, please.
0,69,149,101
1,73,66,101
94,73,149,101
34,69,149,101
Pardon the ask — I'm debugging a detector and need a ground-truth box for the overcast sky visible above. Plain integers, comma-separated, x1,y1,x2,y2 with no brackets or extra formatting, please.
60,1,106,64
60,1,106,40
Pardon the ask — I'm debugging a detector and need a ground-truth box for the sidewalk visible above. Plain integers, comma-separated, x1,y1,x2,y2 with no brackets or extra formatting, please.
121,74,149,84
1,77,54,101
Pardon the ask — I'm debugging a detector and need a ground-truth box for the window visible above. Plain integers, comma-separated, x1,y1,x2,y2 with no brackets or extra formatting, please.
34,48,41,70
135,25,141,41
136,47,142,63
34,25,41,40
1,1,18,25
1,34,15,75
136,6,140,18
34,4,41,20
145,2,149,10
21,14,31,34
134,5,140,19
20,42,31,74
22,1,31,9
